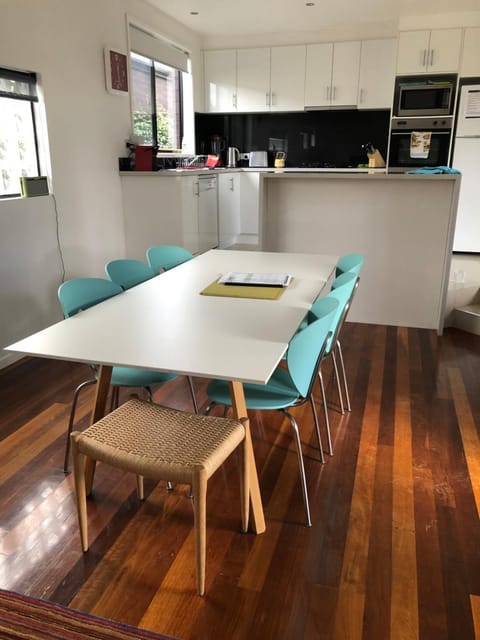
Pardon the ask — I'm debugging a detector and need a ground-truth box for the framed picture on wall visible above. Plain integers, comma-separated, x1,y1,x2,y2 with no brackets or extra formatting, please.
104,47,128,95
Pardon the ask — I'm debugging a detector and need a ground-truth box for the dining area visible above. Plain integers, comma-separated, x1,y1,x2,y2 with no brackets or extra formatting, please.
2,245,479,639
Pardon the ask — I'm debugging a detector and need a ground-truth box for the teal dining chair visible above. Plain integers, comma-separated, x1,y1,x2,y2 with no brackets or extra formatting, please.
105,259,156,290
308,271,359,455
58,277,197,472
335,253,364,277
146,245,193,273
205,297,339,527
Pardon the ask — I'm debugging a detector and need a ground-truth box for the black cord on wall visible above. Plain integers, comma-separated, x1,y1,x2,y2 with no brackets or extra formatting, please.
50,192,66,283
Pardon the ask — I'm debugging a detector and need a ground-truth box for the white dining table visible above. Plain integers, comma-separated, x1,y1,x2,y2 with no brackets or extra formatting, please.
6,249,338,533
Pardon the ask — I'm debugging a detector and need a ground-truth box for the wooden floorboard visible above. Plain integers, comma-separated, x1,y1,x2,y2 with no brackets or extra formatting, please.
0,323,480,639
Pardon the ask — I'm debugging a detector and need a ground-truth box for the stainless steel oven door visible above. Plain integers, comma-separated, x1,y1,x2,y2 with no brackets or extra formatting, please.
388,117,453,171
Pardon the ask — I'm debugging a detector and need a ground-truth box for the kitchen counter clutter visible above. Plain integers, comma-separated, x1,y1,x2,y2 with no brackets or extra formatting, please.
259,171,461,333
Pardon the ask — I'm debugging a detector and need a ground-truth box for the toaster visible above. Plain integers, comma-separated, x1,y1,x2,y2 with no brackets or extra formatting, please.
249,151,268,167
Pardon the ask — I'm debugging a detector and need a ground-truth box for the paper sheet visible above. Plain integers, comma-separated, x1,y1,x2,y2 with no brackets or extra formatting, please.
410,131,431,159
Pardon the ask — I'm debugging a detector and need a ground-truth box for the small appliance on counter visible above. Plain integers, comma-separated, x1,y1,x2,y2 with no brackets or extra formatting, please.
134,145,156,171
249,151,268,167
227,147,240,167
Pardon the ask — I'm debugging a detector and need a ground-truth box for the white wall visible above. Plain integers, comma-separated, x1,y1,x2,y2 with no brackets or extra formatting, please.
0,0,201,367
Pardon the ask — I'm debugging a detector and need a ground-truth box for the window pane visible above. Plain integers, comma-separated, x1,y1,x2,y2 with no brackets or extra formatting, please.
0,97,38,196
154,61,181,150
131,53,153,145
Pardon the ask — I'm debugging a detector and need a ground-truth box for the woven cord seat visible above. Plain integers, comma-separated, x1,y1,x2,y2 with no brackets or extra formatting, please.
70,399,249,596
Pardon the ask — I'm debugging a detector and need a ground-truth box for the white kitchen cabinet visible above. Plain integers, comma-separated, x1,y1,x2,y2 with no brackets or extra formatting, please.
357,39,396,109
396,29,462,74
270,45,306,111
121,174,218,259
460,28,480,77
236,47,271,112
305,41,360,108
204,49,237,112
218,173,241,248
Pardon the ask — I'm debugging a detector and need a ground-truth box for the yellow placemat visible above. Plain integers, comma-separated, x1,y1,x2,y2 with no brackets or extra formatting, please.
200,278,289,300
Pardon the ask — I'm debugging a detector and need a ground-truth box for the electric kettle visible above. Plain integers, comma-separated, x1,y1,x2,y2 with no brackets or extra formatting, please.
227,147,240,168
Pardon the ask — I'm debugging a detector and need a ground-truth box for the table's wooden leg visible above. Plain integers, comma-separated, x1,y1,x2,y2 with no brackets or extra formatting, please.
229,380,266,534
85,365,112,495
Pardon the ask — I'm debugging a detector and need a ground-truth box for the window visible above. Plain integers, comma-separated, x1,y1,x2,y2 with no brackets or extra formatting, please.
0,67,41,198
128,25,193,153
130,53,183,151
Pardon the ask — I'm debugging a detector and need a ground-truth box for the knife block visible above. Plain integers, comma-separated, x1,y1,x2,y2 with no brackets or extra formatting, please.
367,149,386,168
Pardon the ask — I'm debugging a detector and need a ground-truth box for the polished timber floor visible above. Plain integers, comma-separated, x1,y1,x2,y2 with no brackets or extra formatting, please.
1,322,480,640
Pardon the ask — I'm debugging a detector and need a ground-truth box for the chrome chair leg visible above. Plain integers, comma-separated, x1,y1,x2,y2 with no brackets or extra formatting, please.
64,378,97,473
318,368,333,456
309,395,325,464
187,376,198,414
281,409,312,527
331,351,345,415
336,340,351,412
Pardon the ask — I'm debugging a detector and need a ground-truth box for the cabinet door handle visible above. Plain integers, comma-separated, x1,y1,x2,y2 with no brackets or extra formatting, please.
422,49,427,67
271,92,276,106
266,92,270,106
233,93,237,108
332,86,337,101
194,181,199,197
326,85,330,101
230,177,234,191
359,88,364,104
430,49,434,67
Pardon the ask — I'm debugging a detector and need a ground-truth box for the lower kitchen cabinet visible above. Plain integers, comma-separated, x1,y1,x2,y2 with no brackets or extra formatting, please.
218,173,241,248
120,174,219,259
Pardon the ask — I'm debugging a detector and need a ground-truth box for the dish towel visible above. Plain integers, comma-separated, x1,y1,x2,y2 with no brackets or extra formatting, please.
407,166,462,174
410,131,431,158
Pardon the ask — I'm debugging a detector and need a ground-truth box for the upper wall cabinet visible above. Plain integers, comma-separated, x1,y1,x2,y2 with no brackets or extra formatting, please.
357,38,396,109
396,29,463,74
236,47,271,112
270,45,306,112
460,27,480,77
204,49,237,112
305,41,360,108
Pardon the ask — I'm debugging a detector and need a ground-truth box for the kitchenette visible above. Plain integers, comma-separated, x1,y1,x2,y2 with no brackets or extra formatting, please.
120,26,480,333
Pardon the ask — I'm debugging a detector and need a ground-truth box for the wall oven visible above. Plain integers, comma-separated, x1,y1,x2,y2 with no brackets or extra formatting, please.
393,74,457,117
388,116,453,172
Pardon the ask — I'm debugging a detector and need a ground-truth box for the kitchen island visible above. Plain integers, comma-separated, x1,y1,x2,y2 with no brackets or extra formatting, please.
260,171,461,332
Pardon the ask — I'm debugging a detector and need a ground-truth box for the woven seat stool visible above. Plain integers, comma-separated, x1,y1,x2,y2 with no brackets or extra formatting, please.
70,399,249,596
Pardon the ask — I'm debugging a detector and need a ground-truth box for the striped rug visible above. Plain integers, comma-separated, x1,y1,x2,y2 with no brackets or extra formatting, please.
0,589,178,640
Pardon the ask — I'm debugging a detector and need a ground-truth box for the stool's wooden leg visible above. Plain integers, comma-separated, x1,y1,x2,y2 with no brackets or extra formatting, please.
85,365,113,495
229,380,266,534
71,433,89,552
136,475,144,500
192,470,207,596
239,419,250,534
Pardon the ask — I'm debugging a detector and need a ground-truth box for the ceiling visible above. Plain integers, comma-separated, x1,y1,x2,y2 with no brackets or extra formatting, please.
146,0,480,39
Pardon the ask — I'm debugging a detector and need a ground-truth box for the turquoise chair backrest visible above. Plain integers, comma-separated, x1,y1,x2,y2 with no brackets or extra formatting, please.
146,245,193,273
310,272,357,355
335,253,364,277
286,297,338,398
105,259,155,290
58,278,122,318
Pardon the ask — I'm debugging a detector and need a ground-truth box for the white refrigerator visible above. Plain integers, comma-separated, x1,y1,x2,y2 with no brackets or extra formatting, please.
452,83,480,252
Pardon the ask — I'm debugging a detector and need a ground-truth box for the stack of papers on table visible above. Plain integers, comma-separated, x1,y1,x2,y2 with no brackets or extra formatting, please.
219,272,292,287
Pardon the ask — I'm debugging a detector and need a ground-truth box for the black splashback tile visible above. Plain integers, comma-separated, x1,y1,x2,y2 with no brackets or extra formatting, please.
195,110,390,167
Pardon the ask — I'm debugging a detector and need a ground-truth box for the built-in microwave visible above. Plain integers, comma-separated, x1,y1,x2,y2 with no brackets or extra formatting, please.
393,74,457,117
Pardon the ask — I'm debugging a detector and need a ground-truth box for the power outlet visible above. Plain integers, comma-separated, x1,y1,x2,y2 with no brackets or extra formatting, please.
241,153,250,161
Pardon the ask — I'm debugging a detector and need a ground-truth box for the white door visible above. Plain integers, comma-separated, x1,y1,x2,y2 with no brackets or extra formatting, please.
428,29,462,73
204,49,237,112
452,138,480,252
305,43,333,107
270,45,306,112
236,48,270,112
197,177,218,253
358,39,396,109
331,41,361,107
396,31,430,74
218,173,241,248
